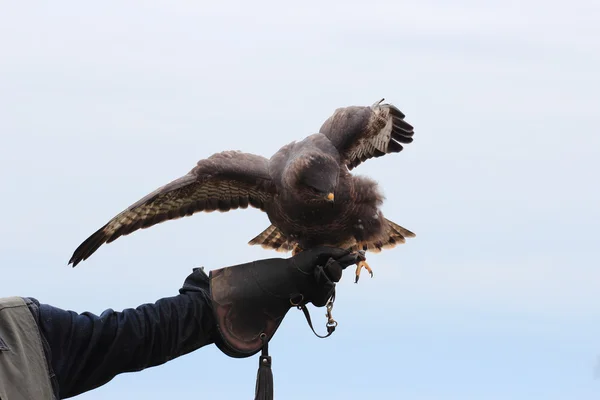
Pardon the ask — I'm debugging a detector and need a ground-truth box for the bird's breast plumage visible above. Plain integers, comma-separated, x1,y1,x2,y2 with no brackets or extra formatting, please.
264,173,385,249
261,132,389,250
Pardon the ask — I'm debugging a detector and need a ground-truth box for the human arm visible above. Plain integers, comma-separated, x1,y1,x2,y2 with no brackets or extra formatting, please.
28,247,358,398
32,267,215,398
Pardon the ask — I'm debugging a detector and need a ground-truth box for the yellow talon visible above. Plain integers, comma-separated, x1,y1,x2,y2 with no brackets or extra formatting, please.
355,260,373,283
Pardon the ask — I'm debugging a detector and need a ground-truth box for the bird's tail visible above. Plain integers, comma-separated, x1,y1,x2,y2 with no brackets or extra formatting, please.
385,218,415,240
353,218,416,253
249,219,415,254
248,224,295,252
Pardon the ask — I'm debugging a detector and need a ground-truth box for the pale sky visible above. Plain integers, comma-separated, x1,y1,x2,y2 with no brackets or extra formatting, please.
1,1,599,399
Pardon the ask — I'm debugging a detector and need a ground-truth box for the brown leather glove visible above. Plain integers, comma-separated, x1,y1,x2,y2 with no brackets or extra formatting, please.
209,247,359,358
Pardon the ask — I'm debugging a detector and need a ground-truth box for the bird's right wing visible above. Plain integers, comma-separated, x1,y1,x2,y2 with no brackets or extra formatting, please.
69,151,276,267
319,99,414,170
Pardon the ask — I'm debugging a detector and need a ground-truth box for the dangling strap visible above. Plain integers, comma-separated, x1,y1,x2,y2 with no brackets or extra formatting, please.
254,334,273,400
252,294,337,398
298,293,338,339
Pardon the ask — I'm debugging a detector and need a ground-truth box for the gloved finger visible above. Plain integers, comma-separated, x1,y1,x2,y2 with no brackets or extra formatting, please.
323,258,343,282
334,253,360,269
309,246,352,266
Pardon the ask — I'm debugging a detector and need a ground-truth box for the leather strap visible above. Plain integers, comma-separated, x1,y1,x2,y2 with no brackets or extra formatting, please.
297,293,337,339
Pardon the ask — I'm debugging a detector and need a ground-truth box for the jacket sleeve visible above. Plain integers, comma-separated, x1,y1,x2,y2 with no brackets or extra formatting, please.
34,268,217,399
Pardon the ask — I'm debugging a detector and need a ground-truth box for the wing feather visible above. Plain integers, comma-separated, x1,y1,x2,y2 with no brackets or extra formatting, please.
69,151,275,267
319,98,414,170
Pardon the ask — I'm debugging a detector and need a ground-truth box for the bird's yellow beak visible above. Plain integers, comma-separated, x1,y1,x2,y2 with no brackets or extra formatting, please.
326,192,335,202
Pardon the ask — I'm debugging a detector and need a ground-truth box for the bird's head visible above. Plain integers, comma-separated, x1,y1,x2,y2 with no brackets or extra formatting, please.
290,153,339,204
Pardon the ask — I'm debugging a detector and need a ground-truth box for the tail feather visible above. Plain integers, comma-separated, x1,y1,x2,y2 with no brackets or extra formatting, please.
386,218,416,240
249,219,414,254
353,218,415,253
248,224,294,252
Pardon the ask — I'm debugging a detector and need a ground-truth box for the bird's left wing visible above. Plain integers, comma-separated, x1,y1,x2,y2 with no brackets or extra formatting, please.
68,151,276,267
319,99,414,170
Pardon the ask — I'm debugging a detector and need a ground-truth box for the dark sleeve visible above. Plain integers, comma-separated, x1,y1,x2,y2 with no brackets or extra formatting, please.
35,268,217,399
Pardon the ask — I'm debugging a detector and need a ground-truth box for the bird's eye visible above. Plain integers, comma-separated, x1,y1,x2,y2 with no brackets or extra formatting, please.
306,186,321,194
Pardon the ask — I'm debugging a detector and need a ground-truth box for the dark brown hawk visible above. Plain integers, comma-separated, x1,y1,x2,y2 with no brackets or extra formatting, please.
68,98,416,282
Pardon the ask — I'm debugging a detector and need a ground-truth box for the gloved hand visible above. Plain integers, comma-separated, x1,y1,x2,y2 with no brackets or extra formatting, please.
209,246,360,358
286,246,359,306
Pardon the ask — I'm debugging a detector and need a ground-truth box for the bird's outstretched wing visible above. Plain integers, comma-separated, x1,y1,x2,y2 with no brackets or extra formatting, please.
319,98,414,170
69,151,275,267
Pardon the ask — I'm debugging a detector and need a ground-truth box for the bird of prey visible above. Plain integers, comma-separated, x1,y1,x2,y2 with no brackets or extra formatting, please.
68,98,416,282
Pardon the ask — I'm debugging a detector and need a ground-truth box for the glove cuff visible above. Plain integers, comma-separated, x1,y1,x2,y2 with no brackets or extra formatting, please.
209,259,295,358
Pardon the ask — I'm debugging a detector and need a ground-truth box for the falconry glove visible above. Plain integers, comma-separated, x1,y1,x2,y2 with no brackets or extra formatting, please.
208,246,359,359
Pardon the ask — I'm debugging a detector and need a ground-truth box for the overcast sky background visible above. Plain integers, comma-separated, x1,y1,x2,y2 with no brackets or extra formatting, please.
1,1,599,399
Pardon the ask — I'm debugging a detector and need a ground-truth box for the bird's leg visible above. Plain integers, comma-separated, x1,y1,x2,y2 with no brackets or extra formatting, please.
355,260,373,283
292,245,303,256
354,248,373,284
